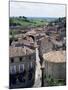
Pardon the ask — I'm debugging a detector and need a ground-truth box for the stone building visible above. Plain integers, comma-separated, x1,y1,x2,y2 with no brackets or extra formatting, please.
46,26,57,36
50,38,66,51
43,50,66,86
9,46,36,88
25,29,45,42
38,36,53,57
11,37,37,50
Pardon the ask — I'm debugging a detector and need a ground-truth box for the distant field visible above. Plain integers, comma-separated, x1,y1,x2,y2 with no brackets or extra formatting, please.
9,16,50,29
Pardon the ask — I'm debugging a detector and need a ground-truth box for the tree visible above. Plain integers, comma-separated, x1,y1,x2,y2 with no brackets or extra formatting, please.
23,16,27,20
23,16,29,22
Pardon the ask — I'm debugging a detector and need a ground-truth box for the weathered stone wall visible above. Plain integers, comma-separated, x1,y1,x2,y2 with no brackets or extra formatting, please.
44,60,66,80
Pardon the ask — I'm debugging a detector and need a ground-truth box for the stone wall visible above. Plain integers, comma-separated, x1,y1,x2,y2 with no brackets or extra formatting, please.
44,60,66,80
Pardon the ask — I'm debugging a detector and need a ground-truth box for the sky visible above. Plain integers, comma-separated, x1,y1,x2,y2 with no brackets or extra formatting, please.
10,1,66,17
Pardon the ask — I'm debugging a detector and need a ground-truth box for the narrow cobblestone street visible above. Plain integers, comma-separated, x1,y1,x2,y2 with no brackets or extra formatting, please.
33,48,41,87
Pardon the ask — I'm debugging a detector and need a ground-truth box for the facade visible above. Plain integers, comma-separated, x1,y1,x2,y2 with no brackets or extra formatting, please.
43,51,66,80
9,46,36,88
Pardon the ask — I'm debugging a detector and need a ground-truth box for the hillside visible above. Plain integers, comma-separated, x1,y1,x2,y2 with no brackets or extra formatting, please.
9,16,48,29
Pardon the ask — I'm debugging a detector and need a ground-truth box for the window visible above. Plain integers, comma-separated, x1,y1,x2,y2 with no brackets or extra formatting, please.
28,62,33,69
30,62,32,68
20,57,22,62
28,62,34,73
19,64,24,72
11,58,14,63
10,65,16,74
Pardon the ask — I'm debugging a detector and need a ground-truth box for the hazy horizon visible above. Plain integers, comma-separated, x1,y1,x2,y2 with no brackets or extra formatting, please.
10,16,66,18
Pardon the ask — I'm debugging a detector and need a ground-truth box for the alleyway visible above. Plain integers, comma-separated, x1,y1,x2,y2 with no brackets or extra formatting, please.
33,48,41,87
